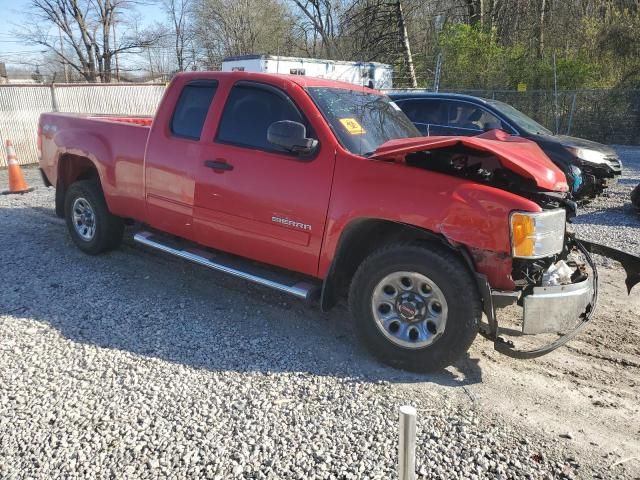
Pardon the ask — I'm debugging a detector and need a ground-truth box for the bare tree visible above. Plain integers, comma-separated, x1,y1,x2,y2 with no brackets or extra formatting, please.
194,0,294,68
339,0,419,85
23,0,99,81
7,0,639,91
465,0,482,24
289,0,341,58
342,0,398,60
129,16,174,79
162,0,193,71
20,0,159,82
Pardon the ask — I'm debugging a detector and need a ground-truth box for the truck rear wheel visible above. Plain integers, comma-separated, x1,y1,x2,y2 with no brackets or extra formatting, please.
64,180,124,255
349,243,481,372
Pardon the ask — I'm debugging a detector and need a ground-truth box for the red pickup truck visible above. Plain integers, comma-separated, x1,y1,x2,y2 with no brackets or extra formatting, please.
38,72,640,371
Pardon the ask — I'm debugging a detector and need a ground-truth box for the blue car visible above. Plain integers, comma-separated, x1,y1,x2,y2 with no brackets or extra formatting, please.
388,92,622,200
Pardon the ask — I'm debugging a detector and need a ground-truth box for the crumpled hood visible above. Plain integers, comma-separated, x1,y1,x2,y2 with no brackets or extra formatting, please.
371,130,569,192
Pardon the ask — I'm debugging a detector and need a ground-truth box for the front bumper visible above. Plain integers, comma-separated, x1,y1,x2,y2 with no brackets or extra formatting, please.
576,157,622,198
477,236,640,360
522,276,593,334
479,239,598,359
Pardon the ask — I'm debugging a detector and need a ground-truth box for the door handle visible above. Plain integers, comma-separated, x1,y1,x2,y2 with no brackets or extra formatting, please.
205,160,234,171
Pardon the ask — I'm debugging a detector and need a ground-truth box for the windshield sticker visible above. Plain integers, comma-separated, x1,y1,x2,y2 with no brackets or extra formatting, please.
339,118,366,135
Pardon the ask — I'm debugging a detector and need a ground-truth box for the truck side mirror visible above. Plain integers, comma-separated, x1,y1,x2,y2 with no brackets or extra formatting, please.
267,120,318,155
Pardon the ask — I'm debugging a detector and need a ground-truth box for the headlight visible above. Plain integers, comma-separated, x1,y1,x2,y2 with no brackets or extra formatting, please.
567,147,609,165
510,209,566,258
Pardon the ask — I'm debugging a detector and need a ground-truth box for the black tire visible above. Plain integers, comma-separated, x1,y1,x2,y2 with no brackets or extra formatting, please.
631,183,640,210
55,180,65,218
64,179,124,255
349,243,481,372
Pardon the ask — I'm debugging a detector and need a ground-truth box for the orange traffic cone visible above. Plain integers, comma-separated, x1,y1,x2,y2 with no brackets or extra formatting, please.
2,140,33,195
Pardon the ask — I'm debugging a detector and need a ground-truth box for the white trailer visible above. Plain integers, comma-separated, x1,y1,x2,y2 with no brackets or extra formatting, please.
221,55,393,89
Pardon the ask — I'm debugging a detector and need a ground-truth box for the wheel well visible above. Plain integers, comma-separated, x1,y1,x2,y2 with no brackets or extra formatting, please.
56,154,99,217
320,219,471,311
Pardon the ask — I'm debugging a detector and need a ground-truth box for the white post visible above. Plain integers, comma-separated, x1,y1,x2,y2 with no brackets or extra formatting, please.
399,405,417,480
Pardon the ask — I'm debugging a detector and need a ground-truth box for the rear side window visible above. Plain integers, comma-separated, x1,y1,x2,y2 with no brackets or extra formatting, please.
445,100,504,132
216,83,308,152
171,81,217,140
398,99,447,125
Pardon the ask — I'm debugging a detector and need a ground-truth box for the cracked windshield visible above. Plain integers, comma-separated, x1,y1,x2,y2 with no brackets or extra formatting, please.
307,87,420,156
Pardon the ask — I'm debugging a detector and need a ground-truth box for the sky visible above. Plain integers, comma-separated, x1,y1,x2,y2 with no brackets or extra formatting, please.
0,0,165,71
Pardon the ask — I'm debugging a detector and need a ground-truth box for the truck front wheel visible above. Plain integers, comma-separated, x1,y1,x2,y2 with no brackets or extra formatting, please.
632,183,640,210
64,180,124,255
349,244,481,372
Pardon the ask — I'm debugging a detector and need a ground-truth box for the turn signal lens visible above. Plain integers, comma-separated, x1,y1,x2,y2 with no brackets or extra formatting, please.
510,210,566,258
511,214,536,257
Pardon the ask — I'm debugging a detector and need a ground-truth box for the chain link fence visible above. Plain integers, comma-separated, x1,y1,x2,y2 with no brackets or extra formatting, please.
440,89,640,145
0,84,165,167
388,88,640,145
2,84,639,168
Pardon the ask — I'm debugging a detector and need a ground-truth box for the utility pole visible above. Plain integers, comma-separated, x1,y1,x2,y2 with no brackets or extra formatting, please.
58,25,69,82
397,1,417,88
147,46,154,80
113,21,120,82
433,53,442,92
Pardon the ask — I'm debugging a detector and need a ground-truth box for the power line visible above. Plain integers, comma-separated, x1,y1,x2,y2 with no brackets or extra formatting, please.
0,51,47,56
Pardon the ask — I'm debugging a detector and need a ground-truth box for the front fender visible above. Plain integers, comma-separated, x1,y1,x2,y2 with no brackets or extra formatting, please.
318,152,543,288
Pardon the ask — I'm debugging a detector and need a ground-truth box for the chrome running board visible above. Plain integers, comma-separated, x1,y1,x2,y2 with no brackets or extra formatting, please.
134,231,319,301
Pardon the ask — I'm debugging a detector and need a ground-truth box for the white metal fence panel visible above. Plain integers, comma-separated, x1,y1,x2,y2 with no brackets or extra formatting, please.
0,84,165,167
54,84,165,115
0,86,52,167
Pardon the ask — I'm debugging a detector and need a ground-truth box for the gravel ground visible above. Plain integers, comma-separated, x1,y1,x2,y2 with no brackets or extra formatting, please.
1,150,639,479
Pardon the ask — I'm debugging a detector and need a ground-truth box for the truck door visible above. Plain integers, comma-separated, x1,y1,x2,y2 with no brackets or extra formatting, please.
144,80,218,240
192,81,335,276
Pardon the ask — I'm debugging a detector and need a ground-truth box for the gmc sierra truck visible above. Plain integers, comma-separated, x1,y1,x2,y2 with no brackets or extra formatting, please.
38,72,640,372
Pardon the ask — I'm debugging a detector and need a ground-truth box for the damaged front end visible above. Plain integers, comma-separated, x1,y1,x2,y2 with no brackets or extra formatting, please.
478,235,640,359
372,132,639,359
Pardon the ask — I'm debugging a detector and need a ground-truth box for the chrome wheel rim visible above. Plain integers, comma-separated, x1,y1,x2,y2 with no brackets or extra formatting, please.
72,197,96,241
371,271,448,349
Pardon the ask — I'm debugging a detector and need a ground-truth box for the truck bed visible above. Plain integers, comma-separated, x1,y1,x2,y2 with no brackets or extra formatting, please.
39,112,152,221
85,114,153,127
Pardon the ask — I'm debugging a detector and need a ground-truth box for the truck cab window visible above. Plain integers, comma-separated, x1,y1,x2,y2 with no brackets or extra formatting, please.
171,81,217,140
216,84,310,152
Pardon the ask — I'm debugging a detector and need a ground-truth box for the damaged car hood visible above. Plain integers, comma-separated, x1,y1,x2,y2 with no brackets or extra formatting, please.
371,130,569,192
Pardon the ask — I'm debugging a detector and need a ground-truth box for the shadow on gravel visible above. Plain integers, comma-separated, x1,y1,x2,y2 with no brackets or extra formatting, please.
30,205,62,218
618,178,640,187
0,207,483,388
